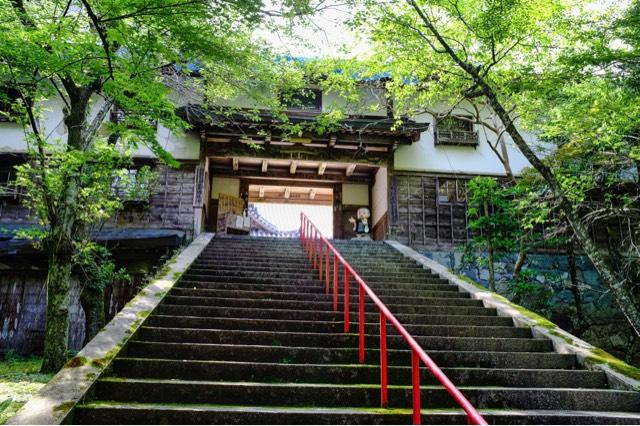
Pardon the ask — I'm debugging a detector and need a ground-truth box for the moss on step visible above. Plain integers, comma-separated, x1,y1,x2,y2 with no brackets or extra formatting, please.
449,270,487,291
450,270,558,331
63,356,89,369
586,348,640,381
53,401,76,413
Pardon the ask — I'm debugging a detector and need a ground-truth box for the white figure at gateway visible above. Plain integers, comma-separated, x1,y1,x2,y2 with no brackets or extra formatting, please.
348,207,371,240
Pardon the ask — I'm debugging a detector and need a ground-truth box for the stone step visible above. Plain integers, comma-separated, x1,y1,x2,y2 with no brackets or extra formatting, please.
197,254,309,262
179,274,319,286
188,265,319,275
177,280,463,296
155,304,500,322
92,378,640,411
145,314,528,338
146,313,514,331
125,341,578,369
164,294,482,311
190,260,315,269
169,287,489,309
187,269,316,280
111,358,606,388
73,403,640,425
137,326,553,352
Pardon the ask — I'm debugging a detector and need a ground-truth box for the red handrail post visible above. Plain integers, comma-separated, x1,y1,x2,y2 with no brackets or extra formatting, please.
315,231,320,270
319,240,324,281
332,253,337,296
412,350,421,425
343,268,350,332
333,262,339,312
325,245,330,292
311,229,316,267
358,284,365,364
380,312,388,408
307,222,311,257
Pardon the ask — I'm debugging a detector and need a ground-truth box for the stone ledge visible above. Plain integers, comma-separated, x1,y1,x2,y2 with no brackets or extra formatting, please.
7,233,214,425
385,239,640,392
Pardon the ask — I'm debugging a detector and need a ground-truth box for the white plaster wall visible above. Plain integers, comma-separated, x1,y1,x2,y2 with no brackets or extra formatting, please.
394,110,534,176
323,87,387,117
0,97,67,153
131,124,200,160
342,183,369,206
371,167,388,226
0,96,200,160
219,86,387,117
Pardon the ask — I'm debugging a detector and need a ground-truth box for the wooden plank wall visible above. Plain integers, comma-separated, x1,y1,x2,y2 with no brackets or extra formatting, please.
109,163,198,237
390,173,469,247
0,162,199,238
0,269,155,355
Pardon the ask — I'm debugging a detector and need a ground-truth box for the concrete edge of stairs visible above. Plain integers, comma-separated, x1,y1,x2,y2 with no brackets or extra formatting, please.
6,232,216,426
385,240,640,392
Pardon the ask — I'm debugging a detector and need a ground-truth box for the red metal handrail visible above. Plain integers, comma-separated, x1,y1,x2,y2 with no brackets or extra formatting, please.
299,213,488,426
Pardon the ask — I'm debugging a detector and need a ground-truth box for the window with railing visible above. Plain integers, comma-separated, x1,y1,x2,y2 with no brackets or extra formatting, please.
110,105,158,129
0,166,19,199
435,116,478,147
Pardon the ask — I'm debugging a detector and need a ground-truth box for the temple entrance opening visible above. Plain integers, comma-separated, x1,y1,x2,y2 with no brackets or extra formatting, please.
248,184,333,238
206,156,388,240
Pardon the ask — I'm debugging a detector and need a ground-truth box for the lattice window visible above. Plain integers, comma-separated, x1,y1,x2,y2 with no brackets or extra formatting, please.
437,178,466,204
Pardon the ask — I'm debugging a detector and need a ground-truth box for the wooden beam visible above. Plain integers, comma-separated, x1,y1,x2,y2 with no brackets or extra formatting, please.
290,161,297,174
259,186,265,198
207,143,390,166
284,187,290,199
329,135,337,147
232,157,239,171
318,162,327,176
346,164,357,176
261,159,268,173
309,188,316,200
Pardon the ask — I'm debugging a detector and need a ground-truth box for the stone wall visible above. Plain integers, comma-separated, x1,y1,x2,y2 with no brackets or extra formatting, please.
417,248,640,366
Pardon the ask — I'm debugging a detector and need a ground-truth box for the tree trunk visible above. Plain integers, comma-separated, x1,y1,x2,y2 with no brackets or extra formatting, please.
513,249,527,278
40,251,73,373
484,200,496,291
567,240,586,335
80,286,105,346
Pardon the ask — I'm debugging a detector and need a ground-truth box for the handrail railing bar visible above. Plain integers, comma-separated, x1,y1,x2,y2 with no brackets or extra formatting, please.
299,213,488,426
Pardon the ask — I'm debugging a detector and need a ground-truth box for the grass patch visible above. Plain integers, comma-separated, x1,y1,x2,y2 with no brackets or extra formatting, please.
0,354,53,424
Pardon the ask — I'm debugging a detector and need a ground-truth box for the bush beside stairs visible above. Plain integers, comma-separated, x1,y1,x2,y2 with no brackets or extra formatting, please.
72,236,640,424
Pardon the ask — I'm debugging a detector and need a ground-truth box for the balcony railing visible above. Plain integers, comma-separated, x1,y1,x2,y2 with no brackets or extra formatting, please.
435,128,479,147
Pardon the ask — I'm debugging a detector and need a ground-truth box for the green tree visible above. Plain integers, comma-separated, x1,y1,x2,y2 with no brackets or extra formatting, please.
75,243,130,346
0,0,318,373
465,177,518,291
349,0,640,335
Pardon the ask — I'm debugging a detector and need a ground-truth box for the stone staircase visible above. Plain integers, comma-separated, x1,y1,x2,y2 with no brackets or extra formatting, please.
72,236,640,424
